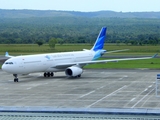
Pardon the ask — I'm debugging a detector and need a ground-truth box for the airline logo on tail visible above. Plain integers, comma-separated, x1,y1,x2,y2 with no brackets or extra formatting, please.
91,27,107,51
92,27,107,60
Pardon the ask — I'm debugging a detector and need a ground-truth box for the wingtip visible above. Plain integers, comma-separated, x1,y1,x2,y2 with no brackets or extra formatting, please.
152,53,158,58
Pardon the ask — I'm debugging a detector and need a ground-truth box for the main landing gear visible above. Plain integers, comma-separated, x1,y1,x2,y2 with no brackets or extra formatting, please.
13,74,18,82
74,74,81,78
44,72,54,77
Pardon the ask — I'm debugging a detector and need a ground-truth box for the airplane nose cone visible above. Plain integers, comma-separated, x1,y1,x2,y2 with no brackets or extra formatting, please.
2,64,13,73
2,64,11,73
2,64,6,71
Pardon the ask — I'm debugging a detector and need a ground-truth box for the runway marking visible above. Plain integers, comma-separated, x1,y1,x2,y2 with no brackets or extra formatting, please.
130,98,136,102
25,83,42,90
79,85,106,98
144,88,148,91
79,91,95,98
87,85,127,108
97,86,105,90
119,75,128,80
27,87,32,90
125,83,154,108
141,92,155,107
131,88,154,108
21,83,41,87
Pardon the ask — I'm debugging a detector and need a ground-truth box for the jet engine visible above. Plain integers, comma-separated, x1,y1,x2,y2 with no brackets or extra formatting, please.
65,66,83,77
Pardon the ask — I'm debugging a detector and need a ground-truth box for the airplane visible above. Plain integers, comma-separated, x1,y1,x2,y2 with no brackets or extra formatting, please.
1,27,157,82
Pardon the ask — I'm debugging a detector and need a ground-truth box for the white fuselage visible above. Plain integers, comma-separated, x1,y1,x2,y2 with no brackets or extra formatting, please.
2,50,95,74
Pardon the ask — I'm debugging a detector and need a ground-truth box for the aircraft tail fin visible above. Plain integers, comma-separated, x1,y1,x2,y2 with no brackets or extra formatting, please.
5,52,14,58
91,27,107,51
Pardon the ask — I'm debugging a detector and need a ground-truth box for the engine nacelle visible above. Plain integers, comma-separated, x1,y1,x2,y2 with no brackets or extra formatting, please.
65,66,83,77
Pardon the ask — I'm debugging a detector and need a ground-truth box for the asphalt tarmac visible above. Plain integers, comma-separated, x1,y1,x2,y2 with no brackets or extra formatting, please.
0,69,160,109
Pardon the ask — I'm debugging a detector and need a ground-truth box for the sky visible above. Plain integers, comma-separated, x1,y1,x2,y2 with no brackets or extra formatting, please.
0,0,160,12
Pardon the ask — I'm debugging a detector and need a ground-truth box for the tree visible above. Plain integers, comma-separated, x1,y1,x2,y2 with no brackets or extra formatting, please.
124,40,129,45
49,38,57,49
36,40,44,46
116,40,121,46
57,38,64,45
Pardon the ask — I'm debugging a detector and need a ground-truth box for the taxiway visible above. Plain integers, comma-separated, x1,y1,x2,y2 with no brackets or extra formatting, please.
0,69,159,109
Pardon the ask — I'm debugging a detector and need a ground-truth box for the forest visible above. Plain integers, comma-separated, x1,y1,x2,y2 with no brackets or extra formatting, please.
0,17,160,45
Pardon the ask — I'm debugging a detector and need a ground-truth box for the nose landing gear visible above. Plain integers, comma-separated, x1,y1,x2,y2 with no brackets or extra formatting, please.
13,74,18,82
12,72,54,82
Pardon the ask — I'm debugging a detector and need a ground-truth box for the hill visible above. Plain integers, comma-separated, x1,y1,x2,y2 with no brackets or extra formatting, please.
0,9,160,18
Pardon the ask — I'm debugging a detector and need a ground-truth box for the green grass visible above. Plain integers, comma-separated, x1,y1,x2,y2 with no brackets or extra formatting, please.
0,44,160,55
0,44,92,55
85,58,159,69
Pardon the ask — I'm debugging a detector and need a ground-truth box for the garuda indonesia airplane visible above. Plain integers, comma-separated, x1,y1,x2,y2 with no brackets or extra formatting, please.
2,27,157,82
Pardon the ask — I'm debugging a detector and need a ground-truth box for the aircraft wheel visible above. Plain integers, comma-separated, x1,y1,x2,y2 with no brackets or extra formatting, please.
51,72,54,77
44,72,54,77
44,72,47,77
78,75,81,77
13,74,18,82
14,78,18,82
47,72,50,77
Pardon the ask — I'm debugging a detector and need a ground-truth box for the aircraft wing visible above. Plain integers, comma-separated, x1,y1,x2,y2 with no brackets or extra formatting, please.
54,54,158,69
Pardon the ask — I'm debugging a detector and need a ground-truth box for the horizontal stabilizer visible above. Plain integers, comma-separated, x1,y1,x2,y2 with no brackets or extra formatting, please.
152,53,158,58
106,49,129,53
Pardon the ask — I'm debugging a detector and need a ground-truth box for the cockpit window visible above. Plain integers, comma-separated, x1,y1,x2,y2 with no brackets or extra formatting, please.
5,62,13,65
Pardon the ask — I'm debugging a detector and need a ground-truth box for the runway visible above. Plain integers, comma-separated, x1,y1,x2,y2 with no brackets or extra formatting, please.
0,69,160,110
